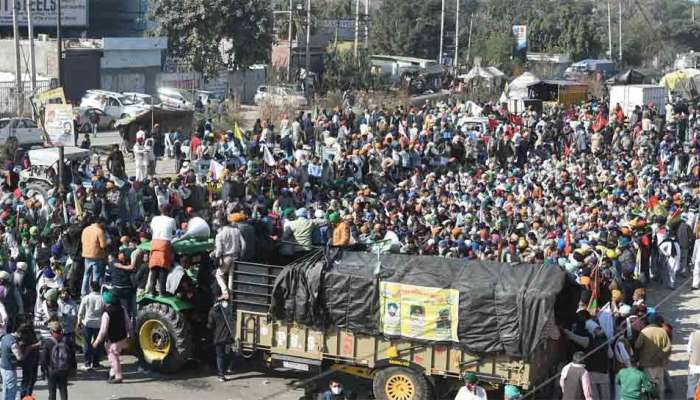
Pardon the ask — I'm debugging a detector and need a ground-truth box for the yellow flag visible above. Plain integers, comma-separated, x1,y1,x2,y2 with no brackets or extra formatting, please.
233,121,244,141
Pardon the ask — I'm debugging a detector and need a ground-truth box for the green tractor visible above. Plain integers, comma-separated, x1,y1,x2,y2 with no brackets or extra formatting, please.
135,237,216,373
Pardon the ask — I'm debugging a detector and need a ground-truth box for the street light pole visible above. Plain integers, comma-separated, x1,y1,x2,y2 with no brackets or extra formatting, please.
438,0,445,64
618,0,622,62
12,0,23,117
454,0,460,69
305,0,310,71
287,0,293,81
364,0,369,49
466,13,473,64
354,0,360,60
607,0,612,59
27,0,36,93
57,0,63,86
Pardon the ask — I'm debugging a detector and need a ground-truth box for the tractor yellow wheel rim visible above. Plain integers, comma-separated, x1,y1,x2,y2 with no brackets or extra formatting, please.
385,374,415,400
139,319,171,362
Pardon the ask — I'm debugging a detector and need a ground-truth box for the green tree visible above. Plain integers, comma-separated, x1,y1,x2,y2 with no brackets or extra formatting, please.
150,0,272,78
370,0,442,59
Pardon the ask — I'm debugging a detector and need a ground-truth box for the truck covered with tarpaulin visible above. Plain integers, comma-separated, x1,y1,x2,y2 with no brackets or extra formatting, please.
232,249,577,399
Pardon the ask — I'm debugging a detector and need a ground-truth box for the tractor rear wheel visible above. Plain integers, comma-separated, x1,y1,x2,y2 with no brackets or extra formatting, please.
136,302,193,373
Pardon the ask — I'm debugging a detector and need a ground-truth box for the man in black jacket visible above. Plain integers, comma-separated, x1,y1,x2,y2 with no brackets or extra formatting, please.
207,295,234,382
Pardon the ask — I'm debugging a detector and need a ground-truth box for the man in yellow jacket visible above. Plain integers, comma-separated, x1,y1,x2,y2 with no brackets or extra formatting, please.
332,214,352,247
635,314,672,400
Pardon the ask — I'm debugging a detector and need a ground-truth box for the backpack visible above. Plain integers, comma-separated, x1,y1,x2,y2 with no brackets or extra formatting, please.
49,338,73,377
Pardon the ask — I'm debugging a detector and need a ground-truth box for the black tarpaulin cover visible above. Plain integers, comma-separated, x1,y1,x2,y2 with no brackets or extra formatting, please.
271,250,568,359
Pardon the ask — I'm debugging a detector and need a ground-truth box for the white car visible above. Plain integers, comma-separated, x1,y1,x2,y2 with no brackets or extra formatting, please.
253,85,308,108
79,90,147,126
158,87,194,110
0,117,44,148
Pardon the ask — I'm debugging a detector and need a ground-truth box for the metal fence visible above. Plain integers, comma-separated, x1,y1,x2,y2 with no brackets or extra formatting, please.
0,80,54,117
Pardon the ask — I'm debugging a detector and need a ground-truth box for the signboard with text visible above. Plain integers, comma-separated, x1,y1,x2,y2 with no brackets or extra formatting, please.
512,25,527,52
0,0,87,27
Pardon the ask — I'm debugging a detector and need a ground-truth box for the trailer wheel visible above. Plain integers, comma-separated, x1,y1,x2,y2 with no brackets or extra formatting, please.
373,367,431,400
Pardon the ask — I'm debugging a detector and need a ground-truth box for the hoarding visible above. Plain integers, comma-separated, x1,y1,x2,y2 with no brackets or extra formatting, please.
379,282,459,342
512,25,527,52
44,103,73,146
0,0,87,27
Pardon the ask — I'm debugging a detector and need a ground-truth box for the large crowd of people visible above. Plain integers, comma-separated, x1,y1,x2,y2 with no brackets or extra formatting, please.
0,93,699,400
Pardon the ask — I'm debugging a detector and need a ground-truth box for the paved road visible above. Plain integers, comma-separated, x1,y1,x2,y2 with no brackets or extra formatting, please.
648,277,700,399
27,354,308,400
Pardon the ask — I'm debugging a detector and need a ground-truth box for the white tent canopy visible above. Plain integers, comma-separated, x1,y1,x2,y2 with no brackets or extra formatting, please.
500,72,542,102
459,66,506,83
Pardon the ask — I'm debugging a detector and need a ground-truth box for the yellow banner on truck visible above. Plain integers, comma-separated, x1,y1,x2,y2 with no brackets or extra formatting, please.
379,282,459,342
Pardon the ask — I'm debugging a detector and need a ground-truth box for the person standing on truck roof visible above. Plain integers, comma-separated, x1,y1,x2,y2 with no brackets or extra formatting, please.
560,352,594,400
454,372,487,400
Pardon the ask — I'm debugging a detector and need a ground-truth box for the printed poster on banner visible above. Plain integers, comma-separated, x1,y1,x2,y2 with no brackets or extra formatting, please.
379,282,459,342
44,104,74,146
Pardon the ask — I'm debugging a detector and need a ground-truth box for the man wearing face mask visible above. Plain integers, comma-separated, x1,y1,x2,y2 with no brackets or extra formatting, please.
318,380,353,400
454,372,487,400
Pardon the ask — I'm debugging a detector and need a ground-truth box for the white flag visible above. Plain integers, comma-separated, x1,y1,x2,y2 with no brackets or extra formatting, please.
208,159,225,180
262,144,276,167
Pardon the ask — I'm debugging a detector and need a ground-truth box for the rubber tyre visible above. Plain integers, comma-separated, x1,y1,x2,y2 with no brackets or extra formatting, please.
136,302,193,373
373,367,431,400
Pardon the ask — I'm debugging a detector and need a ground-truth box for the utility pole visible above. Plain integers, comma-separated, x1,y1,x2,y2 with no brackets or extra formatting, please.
287,0,293,81
607,0,612,59
354,0,360,60
454,0,460,70
57,0,63,86
466,13,473,64
438,0,445,64
364,0,369,49
13,0,23,117
305,0,310,71
57,0,64,186
27,0,36,93
618,0,622,62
